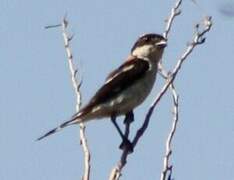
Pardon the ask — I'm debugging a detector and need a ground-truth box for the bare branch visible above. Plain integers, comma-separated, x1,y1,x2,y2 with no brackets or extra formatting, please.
160,84,179,180
61,17,91,180
163,0,182,39
45,24,61,29
160,0,182,71
160,1,182,179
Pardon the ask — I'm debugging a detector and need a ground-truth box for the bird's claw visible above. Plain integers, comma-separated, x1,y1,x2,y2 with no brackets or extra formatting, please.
119,138,134,153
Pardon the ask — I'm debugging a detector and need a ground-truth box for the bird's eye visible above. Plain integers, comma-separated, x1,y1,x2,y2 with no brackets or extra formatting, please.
143,37,150,42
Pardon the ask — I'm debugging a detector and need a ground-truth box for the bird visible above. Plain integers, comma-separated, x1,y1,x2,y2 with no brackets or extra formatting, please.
37,33,167,148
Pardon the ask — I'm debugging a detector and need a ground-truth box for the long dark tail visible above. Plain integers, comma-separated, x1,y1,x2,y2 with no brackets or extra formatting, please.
37,115,81,141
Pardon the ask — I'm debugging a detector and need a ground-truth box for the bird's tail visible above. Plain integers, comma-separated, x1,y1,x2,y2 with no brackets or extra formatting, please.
37,114,81,141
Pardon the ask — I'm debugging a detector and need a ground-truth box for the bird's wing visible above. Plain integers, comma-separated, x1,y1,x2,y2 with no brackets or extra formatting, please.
37,57,150,141
78,57,150,116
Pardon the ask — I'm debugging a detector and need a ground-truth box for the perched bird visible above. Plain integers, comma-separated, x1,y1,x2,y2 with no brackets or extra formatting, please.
37,33,167,145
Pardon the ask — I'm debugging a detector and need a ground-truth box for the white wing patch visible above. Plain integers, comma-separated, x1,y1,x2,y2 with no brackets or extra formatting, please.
122,64,134,72
91,105,101,113
105,64,135,84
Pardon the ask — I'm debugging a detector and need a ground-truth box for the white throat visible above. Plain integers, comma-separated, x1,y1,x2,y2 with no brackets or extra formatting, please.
132,44,154,60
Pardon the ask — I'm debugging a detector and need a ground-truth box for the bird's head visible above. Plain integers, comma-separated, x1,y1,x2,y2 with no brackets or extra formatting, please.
131,33,167,61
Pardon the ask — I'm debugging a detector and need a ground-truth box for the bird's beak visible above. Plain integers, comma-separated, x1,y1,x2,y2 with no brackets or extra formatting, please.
155,40,167,48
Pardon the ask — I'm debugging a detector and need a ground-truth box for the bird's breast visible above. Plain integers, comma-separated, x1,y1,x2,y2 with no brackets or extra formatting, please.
108,68,157,115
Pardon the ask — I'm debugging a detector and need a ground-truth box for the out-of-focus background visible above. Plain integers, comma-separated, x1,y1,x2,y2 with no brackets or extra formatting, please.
1,0,233,179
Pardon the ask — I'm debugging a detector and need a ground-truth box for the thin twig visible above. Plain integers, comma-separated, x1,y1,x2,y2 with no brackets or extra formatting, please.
109,14,212,180
159,0,182,75
45,24,61,29
160,84,179,180
163,0,182,39
160,1,182,179
61,17,91,180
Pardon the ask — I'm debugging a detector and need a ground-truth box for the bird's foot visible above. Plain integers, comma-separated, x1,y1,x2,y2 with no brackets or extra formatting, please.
119,138,134,153
124,111,134,124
